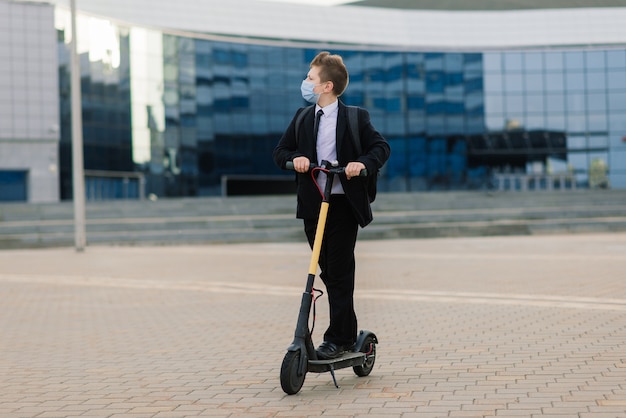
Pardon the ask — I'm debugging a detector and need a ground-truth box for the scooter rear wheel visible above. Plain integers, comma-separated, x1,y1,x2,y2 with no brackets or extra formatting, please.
353,335,376,377
280,350,307,395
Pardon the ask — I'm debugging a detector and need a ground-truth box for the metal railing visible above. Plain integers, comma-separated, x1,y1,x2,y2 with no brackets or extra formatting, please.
84,170,146,201
493,173,576,191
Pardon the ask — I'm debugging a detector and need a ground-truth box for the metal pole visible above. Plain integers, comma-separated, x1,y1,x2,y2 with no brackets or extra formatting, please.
70,0,86,251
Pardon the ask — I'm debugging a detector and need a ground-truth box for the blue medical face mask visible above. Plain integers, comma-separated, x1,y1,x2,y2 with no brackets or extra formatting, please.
300,80,320,104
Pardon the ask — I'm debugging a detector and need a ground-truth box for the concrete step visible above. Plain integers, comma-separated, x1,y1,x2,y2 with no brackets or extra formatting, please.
1,190,625,249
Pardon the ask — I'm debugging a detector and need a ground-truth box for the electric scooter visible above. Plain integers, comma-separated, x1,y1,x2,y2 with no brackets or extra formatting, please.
280,160,377,395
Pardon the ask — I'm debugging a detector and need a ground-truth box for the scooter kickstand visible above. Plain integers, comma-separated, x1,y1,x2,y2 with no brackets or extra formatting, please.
329,364,340,389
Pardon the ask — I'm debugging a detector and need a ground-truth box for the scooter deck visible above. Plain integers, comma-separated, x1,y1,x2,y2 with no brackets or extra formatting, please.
308,352,366,373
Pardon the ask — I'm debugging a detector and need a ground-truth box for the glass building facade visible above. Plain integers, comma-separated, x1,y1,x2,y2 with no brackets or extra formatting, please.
54,11,626,200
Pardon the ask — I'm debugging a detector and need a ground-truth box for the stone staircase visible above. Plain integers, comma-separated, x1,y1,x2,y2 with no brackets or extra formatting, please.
1,190,625,249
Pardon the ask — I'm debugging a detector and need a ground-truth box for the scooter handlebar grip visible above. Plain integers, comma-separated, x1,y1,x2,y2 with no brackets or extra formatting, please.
285,161,321,171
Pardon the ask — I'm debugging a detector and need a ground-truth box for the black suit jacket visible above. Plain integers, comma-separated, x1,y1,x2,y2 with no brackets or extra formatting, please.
273,101,390,227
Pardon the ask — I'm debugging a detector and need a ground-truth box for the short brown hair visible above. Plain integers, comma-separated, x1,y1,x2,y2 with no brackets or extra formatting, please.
310,51,349,96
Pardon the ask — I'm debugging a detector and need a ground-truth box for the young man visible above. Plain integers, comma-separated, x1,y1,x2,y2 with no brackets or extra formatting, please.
273,51,390,360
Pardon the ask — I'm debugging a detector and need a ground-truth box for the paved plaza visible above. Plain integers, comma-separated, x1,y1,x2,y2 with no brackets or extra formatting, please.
1,233,625,417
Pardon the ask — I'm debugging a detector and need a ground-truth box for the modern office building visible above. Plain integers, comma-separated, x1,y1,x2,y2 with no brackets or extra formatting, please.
1,0,626,202
0,1,59,202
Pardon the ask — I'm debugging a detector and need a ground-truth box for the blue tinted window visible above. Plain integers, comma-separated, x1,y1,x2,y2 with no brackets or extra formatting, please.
445,54,463,71
342,94,364,107
608,91,626,111
525,94,545,113
406,78,425,94
446,115,464,133
524,73,543,92
426,72,445,93
483,53,502,73
0,171,27,202
464,76,483,93
385,97,403,112
607,70,626,89
524,52,543,71
546,94,565,112
567,93,586,113
568,135,587,149
503,73,524,93
446,102,465,114
524,115,545,130
409,137,427,177
232,51,248,67
407,112,425,135
446,72,464,86
545,52,564,71
213,48,231,64
607,50,626,69
565,51,584,71
585,50,605,70
373,97,387,110
426,100,446,114
545,73,565,92
546,114,566,130
586,71,606,91
589,135,608,148
484,74,503,93
464,53,482,72
426,116,445,134
565,72,585,92
425,53,444,70
386,65,404,83
465,92,484,116
466,115,484,134
368,69,386,82
406,60,424,78
567,114,587,132
587,113,608,131
385,114,406,135
484,94,504,114
407,96,425,110
386,138,407,179
485,114,504,131
504,94,524,114
503,52,523,72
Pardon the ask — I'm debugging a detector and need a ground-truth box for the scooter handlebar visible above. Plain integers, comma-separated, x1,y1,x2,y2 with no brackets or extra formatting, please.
285,161,368,177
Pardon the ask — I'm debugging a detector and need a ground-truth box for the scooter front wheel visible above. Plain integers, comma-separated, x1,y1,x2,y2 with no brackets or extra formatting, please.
280,350,307,395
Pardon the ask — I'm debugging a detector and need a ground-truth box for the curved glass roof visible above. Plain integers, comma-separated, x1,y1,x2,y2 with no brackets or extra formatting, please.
348,0,626,11
28,0,626,49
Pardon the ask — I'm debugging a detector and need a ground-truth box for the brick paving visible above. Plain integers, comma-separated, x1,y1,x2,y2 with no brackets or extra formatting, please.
0,233,625,417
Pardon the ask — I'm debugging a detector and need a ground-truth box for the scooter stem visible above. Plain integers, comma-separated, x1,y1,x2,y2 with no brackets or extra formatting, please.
308,201,329,275
308,160,335,275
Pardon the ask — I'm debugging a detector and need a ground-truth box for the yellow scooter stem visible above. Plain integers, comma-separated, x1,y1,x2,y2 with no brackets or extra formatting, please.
308,201,329,275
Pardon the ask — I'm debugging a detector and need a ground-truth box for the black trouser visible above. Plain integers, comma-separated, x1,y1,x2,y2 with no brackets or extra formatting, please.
304,194,359,348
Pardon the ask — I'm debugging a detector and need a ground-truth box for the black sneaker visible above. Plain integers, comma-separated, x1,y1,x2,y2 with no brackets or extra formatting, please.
316,341,344,359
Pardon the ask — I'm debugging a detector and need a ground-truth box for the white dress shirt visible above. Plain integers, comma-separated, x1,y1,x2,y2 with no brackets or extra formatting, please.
315,100,344,195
